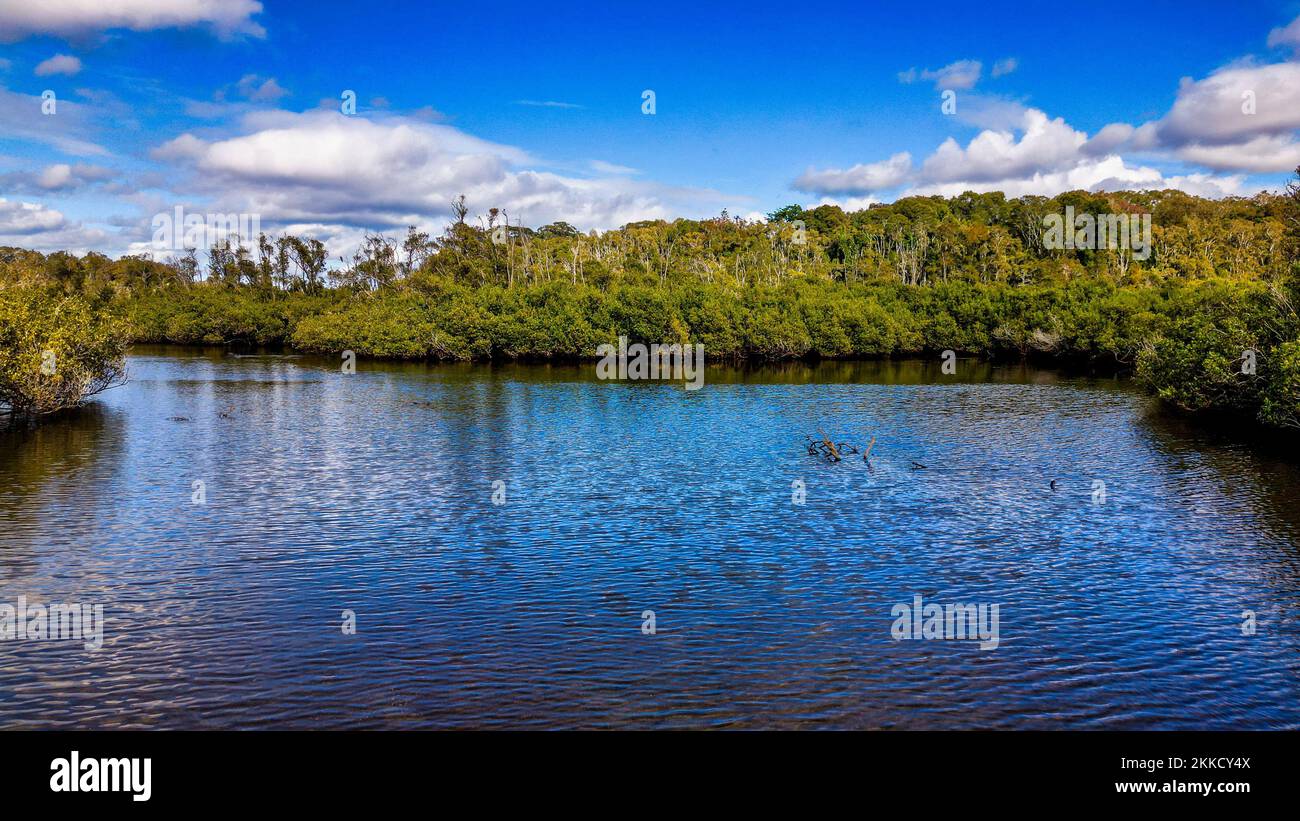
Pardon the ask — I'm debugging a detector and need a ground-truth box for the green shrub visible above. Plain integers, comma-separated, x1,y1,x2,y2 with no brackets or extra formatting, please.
0,284,128,419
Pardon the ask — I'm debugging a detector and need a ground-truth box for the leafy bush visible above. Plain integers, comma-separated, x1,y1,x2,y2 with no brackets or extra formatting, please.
0,284,128,419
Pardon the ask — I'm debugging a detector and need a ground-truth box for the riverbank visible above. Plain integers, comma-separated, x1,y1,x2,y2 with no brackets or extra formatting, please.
4,185,1299,429
115,275,1300,431
5,271,1300,431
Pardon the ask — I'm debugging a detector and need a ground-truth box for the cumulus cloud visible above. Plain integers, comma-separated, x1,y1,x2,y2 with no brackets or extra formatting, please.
0,198,67,233
792,104,1248,203
899,60,982,90
1081,122,1137,156
143,109,738,252
0,163,115,193
0,0,265,42
0,197,108,252
1156,173,1249,198
920,109,1086,184
808,195,881,212
908,105,1246,198
1079,61,1300,173
810,18,1300,204
150,132,208,161
793,152,912,196
907,154,1243,200
991,58,1018,78
1174,134,1300,173
34,54,82,77
0,200,108,251
1150,62,1300,171
1158,63,1300,146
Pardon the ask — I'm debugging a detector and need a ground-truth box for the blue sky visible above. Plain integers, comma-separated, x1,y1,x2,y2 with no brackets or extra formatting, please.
2,0,1300,258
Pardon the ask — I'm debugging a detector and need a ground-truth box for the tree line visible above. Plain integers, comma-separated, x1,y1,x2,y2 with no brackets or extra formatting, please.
2,174,1299,430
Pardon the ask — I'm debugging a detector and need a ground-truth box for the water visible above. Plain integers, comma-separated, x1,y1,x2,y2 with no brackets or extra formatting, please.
2,347,1298,729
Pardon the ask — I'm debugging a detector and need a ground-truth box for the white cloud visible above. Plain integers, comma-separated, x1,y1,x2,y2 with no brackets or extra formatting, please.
951,95,1031,131
40,162,113,188
1157,62,1300,147
809,195,881,212
0,198,66,233
142,109,739,254
1080,62,1300,173
150,133,207,161
0,85,110,156
1158,173,1248,198
991,58,1018,78
907,154,1243,200
1174,134,1300,173
899,60,982,90
812,17,1300,201
234,74,287,102
589,159,638,175
793,152,912,196
1266,14,1300,54
0,198,108,253
920,109,1086,183
1082,122,1136,156
515,100,583,109
34,54,82,77
0,0,265,42
793,104,1251,204
0,163,115,192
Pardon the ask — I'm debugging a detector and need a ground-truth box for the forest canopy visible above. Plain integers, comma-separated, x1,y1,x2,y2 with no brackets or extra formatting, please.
2,181,1299,429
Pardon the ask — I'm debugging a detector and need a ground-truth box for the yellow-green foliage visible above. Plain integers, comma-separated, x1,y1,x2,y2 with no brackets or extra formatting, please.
0,284,129,418
2,180,1299,429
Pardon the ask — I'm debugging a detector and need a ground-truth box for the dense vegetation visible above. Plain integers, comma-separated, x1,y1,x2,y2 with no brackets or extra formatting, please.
2,179,1299,429
0,282,128,420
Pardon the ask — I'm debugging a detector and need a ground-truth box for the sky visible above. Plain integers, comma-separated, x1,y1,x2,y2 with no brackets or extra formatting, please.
2,0,1300,259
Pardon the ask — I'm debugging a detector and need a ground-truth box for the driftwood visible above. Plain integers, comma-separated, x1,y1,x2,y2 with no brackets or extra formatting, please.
805,432,929,472
818,429,841,462
804,432,929,475
862,436,877,471
807,432,860,463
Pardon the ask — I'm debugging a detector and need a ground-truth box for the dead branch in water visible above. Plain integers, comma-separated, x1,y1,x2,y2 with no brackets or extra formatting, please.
818,429,841,462
807,432,861,463
862,436,877,471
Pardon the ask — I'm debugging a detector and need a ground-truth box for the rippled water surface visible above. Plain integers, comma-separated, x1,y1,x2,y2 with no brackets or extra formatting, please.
2,347,1299,729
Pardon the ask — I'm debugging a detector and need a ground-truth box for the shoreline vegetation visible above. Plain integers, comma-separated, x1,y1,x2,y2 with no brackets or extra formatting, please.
3,184,1300,431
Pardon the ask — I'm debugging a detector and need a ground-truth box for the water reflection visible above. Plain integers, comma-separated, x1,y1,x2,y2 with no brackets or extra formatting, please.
0,404,121,581
0,347,1297,729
